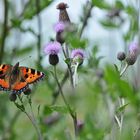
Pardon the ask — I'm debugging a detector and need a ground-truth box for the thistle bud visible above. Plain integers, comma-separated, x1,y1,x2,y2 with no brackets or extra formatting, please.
126,53,137,65
49,54,59,66
117,52,126,61
56,2,71,44
56,2,70,23
54,22,65,44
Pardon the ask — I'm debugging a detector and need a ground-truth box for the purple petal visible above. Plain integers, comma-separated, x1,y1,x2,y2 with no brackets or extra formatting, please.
71,49,85,59
44,41,61,55
129,42,140,56
54,22,65,33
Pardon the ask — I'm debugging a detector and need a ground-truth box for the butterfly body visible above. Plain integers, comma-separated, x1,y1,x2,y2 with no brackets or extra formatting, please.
0,62,44,94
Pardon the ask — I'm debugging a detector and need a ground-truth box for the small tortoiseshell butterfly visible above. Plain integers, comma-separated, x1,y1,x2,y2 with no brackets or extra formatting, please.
0,62,45,94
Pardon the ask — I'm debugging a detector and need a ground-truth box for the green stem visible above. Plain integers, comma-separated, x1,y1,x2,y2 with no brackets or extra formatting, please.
119,98,125,132
17,95,43,140
36,0,42,68
28,96,43,140
73,62,79,88
115,62,128,133
53,66,78,136
0,0,8,63
120,63,129,77
52,70,69,104
63,43,74,90
78,1,93,38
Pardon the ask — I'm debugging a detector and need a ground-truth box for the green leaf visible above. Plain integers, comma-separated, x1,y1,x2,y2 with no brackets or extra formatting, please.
50,106,68,114
23,0,52,20
92,0,111,9
14,102,25,112
43,105,53,115
100,20,121,28
43,105,68,115
117,103,129,113
114,64,119,74
64,58,71,65
115,0,124,9
125,6,137,16
104,65,136,104
68,36,87,49
11,19,22,28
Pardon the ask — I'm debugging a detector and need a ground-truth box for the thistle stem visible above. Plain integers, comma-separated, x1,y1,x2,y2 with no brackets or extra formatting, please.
36,0,42,68
120,63,129,77
0,0,8,63
73,62,79,88
27,96,43,140
16,95,43,140
63,44,74,89
53,66,78,136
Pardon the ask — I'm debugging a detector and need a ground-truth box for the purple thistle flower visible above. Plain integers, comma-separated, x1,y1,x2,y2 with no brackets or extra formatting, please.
129,42,140,56
44,41,61,55
71,49,85,65
54,22,65,33
71,49,85,59
126,42,140,65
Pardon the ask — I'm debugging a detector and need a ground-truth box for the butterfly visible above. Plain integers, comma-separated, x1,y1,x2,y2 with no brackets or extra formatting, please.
0,62,45,94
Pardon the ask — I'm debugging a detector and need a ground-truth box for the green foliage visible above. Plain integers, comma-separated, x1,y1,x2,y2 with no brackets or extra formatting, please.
92,0,111,9
100,19,122,28
23,0,52,20
115,0,124,9
43,105,68,115
117,103,129,113
105,65,134,99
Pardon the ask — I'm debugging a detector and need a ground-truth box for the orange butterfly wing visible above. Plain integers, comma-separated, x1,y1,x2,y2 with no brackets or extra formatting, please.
12,79,29,94
20,67,45,84
12,66,45,93
0,64,12,91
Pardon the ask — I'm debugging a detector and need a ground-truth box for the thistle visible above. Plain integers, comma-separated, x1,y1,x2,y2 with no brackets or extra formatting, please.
44,41,61,66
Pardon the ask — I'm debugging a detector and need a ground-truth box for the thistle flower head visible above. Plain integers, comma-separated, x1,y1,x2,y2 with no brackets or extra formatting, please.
71,49,85,59
54,22,65,33
126,42,140,65
129,42,140,56
44,41,61,55
71,49,85,65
